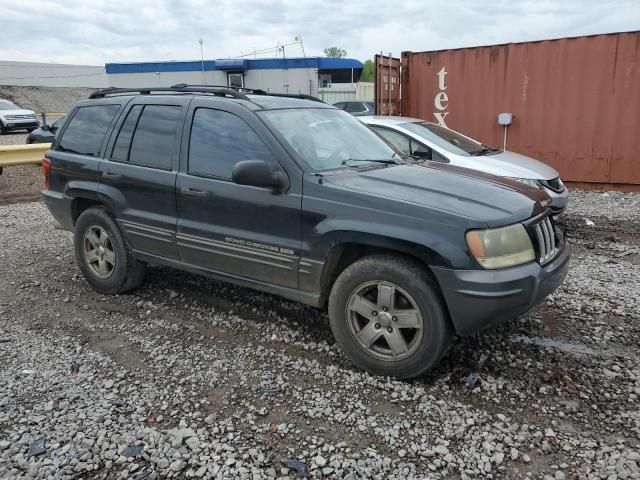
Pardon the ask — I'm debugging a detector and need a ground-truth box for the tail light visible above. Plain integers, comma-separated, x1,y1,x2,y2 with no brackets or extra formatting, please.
42,157,51,189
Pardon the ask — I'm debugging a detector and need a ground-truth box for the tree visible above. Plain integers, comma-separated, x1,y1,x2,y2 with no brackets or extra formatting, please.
360,59,374,82
324,47,347,58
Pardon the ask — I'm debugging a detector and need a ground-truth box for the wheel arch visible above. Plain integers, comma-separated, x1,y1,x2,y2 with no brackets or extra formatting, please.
316,230,450,308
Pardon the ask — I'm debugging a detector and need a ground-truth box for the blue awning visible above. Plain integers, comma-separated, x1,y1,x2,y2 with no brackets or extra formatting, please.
215,59,248,71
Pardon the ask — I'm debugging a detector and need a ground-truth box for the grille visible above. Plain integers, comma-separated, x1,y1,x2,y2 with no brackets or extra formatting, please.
6,114,36,120
541,177,563,192
533,216,558,264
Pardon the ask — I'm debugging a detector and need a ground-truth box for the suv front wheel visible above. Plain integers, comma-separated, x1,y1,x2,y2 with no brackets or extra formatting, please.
329,255,452,378
74,207,146,294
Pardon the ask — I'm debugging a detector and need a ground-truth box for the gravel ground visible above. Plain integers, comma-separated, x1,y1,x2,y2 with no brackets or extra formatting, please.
0,191,639,480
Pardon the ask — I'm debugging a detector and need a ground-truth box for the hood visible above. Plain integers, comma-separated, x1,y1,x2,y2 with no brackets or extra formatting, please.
449,150,559,181
323,162,550,226
0,108,36,117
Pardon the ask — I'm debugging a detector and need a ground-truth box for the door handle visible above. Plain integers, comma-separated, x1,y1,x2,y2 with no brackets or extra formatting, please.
180,187,208,198
101,172,122,180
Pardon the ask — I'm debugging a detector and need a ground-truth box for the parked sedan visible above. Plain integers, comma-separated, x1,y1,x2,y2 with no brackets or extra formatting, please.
333,101,375,116
26,115,66,144
360,116,569,214
0,99,39,133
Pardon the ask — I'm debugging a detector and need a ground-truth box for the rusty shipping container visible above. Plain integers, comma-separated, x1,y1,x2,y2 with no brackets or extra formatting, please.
394,31,640,188
374,54,402,116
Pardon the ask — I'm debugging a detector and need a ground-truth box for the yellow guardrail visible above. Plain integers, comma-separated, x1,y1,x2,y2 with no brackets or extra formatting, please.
0,144,51,168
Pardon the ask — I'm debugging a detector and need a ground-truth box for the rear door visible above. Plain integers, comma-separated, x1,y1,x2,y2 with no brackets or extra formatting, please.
176,98,302,288
99,96,190,260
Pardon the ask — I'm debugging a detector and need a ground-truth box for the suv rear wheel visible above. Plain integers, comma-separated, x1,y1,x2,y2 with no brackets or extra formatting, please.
74,207,146,294
328,255,452,378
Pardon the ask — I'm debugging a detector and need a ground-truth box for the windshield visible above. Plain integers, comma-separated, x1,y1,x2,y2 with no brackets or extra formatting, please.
0,100,19,110
259,108,398,170
401,121,494,156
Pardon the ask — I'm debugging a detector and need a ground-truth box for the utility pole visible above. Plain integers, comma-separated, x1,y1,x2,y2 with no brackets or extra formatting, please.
198,38,205,84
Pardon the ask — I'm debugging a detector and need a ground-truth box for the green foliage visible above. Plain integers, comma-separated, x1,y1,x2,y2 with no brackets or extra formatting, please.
360,59,374,82
324,47,347,58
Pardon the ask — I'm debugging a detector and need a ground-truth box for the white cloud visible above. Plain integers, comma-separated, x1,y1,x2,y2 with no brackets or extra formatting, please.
0,0,638,65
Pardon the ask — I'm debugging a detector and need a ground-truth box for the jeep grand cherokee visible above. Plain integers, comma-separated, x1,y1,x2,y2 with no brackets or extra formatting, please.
42,85,570,378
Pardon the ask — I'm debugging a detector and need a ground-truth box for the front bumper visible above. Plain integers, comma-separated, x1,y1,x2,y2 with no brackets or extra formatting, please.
431,233,570,336
544,186,570,215
2,120,39,131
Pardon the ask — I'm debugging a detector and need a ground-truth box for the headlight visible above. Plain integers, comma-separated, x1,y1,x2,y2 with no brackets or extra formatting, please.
508,177,541,188
466,223,535,269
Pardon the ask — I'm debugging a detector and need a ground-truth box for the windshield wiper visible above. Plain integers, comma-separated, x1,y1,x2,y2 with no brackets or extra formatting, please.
470,146,501,156
341,158,399,166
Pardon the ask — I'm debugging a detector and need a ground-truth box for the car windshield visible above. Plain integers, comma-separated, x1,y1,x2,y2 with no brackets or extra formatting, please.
400,121,497,157
0,100,19,110
259,108,398,171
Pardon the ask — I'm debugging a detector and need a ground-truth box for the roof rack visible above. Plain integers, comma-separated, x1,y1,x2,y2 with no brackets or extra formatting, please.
89,84,325,104
171,83,325,102
89,85,250,100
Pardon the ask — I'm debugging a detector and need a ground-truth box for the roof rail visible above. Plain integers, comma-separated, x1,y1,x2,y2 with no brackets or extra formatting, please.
170,84,324,103
89,84,325,104
89,86,250,100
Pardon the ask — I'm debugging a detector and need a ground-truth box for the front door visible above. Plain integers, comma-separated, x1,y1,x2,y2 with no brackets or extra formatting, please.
176,98,301,288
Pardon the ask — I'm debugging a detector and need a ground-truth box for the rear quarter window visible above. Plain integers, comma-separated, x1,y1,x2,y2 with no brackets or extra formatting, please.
57,105,120,156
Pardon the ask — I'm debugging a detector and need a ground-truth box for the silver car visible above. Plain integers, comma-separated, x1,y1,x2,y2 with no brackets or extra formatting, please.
0,99,39,134
360,116,569,214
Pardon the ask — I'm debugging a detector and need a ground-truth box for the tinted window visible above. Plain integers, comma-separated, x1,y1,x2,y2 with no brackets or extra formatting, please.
189,108,272,179
111,105,143,161
373,127,411,155
58,105,120,156
128,105,181,169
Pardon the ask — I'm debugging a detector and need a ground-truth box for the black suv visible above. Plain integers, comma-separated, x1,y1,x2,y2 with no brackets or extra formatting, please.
43,85,570,378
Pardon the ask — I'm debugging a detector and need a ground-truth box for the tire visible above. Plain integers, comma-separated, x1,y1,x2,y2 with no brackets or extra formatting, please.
74,206,146,294
328,254,452,379
0,122,6,135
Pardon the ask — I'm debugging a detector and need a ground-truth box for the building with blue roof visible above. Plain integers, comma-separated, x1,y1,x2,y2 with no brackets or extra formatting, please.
105,57,365,100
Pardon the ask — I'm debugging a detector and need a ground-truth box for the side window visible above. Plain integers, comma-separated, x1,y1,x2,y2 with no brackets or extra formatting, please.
373,127,411,155
189,108,273,179
432,150,449,163
57,105,120,156
333,103,345,110
410,140,432,159
127,105,181,169
111,105,143,161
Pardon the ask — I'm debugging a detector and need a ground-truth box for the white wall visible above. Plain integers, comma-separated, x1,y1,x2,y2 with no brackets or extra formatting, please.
0,61,108,88
107,68,319,95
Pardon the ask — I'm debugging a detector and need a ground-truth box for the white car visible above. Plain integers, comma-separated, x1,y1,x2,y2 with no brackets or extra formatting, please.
0,99,39,134
360,116,569,215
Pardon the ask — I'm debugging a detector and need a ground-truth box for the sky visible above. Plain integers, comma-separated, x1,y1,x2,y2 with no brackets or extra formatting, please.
0,0,638,65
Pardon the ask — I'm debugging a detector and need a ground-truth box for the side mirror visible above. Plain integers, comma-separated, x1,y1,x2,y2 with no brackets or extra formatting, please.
232,160,289,190
412,149,431,159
